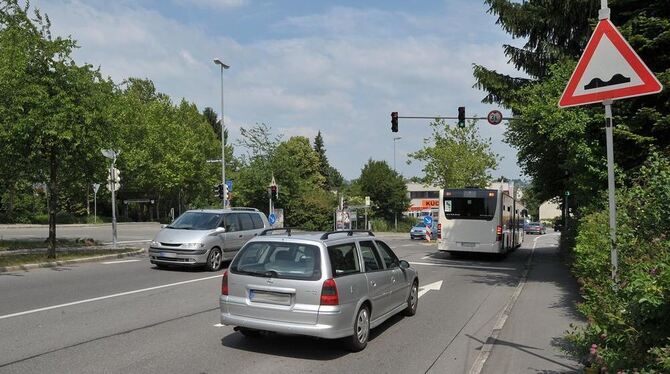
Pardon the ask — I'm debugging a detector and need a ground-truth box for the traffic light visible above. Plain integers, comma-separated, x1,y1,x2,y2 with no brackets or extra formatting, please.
458,107,465,128
270,185,278,200
223,184,229,201
391,112,398,132
214,184,224,199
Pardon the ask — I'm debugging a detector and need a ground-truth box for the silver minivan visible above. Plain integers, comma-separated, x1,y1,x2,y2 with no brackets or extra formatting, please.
219,229,419,351
149,208,269,271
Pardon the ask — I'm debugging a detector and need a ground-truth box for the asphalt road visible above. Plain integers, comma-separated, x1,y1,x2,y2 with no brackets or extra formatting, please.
0,233,578,374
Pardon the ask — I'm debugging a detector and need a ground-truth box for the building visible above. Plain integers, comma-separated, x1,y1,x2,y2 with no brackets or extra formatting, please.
404,183,440,219
539,200,562,221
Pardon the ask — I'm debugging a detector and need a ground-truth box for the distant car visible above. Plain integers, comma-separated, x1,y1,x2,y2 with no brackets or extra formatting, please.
410,222,437,240
149,208,269,271
525,222,546,235
220,229,419,351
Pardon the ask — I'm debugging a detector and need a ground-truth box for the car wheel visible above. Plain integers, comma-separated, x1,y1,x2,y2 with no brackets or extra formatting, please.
238,327,262,338
205,247,222,271
402,280,418,316
346,305,370,352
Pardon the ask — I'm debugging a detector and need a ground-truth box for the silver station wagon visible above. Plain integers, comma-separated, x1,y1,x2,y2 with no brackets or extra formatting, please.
219,229,419,351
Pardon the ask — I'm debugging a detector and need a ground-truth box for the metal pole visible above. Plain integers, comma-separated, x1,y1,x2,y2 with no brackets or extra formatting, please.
94,191,97,224
564,195,568,233
604,100,618,283
110,160,118,249
393,139,397,171
219,65,226,209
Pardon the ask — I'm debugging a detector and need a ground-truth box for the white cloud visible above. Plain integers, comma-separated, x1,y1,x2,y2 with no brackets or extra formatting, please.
31,1,524,180
174,0,247,10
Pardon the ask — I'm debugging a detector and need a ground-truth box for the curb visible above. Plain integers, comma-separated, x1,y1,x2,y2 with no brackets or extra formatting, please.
0,222,161,229
0,248,146,273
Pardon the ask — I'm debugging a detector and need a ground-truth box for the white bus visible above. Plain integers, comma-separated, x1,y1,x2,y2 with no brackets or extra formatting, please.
437,188,525,254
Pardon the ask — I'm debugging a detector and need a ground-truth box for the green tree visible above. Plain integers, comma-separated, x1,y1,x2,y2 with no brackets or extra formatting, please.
407,119,499,188
0,1,115,256
313,131,344,190
354,160,408,221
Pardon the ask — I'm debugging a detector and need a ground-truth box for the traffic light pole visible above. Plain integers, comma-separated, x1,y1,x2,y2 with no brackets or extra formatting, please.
395,115,516,121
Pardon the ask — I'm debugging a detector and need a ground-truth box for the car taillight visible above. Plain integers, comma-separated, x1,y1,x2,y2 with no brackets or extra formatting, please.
437,223,442,239
320,278,339,305
496,225,503,241
221,270,229,295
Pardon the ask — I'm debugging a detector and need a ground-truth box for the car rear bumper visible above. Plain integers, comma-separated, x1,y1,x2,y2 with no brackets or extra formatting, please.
220,297,353,339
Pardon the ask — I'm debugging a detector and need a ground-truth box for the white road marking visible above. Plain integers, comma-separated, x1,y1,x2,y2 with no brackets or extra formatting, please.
101,259,141,264
409,261,516,271
418,280,443,298
102,240,151,245
468,235,553,374
0,274,223,321
214,323,224,327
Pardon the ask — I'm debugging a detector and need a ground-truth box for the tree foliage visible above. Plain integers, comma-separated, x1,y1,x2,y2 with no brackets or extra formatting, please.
407,119,499,188
353,160,408,221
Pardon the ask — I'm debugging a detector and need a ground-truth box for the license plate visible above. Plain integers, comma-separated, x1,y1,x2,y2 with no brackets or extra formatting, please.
461,242,476,247
160,252,177,258
249,290,291,305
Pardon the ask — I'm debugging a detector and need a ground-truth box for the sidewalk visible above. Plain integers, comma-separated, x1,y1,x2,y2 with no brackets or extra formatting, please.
481,234,584,373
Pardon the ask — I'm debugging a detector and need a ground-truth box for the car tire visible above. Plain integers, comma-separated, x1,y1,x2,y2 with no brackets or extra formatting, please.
402,280,419,317
205,247,223,271
238,327,262,338
346,305,370,352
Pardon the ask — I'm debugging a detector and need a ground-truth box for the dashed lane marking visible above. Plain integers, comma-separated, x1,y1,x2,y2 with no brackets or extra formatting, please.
101,259,141,264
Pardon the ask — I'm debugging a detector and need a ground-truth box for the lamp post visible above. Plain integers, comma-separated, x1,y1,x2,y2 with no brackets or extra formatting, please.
393,136,402,231
214,59,230,208
101,149,120,249
393,136,402,171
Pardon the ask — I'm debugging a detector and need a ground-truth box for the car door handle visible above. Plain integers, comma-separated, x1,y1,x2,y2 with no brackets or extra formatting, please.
370,281,376,287
238,235,243,238
392,277,396,283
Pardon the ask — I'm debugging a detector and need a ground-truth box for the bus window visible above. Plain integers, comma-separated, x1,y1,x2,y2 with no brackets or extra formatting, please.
443,196,497,220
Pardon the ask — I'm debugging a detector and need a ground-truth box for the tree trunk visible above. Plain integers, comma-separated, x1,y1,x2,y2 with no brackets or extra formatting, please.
47,148,58,259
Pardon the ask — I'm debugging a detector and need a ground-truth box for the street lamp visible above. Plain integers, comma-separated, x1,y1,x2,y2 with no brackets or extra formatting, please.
214,59,230,208
101,149,120,249
393,136,402,171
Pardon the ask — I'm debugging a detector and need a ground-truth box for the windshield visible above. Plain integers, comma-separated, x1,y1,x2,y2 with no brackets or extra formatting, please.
168,212,222,230
230,241,321,281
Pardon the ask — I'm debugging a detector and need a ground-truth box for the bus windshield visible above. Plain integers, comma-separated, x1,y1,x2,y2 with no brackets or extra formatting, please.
443,190,497,220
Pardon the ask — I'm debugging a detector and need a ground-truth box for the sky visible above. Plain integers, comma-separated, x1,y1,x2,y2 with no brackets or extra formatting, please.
32,0,526,181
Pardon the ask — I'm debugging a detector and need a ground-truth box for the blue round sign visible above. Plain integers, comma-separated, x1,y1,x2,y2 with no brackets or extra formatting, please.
268,213,276,225
423,216,433,226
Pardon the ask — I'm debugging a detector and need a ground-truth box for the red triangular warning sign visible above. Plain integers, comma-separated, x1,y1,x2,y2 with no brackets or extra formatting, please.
558,19,662,108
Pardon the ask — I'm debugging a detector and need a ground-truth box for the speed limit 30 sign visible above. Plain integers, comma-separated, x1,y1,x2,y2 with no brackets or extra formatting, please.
487,110,503,125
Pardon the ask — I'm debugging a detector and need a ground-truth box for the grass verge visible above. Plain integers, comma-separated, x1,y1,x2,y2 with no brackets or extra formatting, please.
0,249,137,268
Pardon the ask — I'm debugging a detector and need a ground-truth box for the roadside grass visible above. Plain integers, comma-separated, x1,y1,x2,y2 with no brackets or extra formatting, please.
0,238,98,251
0,249,139,268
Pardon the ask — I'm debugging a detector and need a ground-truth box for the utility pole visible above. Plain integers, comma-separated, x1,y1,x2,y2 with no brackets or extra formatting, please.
214,59,230,208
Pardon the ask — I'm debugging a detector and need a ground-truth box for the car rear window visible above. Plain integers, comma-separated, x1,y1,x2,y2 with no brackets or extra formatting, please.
328,243,360,277
230,241,321,281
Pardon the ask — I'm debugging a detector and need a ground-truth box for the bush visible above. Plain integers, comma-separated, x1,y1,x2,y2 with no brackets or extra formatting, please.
566,152,670,372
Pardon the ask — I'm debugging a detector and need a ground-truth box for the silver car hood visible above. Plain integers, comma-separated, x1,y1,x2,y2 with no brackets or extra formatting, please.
153,228,216,244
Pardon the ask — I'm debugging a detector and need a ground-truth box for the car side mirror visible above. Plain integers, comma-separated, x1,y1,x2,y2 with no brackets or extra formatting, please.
160,224,167,229
215,227,226,233
399,260,410,269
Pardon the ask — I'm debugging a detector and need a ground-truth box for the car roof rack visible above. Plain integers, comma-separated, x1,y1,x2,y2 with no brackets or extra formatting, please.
260,228,293,236
320,230,375,240
228,207,259,211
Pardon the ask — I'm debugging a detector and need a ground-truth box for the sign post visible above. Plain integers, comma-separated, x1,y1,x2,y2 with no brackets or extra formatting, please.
92,183,100,224
558,0,662,283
